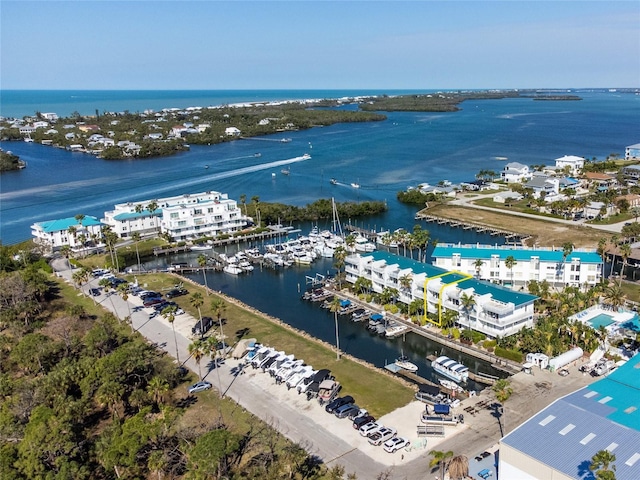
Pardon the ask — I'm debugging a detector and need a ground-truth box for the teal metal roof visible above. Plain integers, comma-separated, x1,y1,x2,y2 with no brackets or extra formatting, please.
364,251,537,306
113,208,162,221
591,356,640,431
432,244,602,264
37,216,102,233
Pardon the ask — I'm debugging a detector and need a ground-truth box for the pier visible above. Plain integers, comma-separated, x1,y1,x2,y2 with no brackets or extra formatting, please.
414,213,531,244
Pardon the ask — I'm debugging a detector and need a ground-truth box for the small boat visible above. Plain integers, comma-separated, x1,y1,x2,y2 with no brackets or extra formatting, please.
281,167,290,175
351,182,360,189
190,244,212,251
431,355,469,383
439,379,464,392
330,178,338,185
280,138,292,143
223,264,243,275
395,354,418,372
494,156,508,161
272,172,276,178
204,164,209,169
254,152,261,157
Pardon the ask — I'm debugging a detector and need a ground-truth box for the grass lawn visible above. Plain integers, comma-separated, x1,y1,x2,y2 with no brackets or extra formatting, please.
621,281,640,303
124,272,415,418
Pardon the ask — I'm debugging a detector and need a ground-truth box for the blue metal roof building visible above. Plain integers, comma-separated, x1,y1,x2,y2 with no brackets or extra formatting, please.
35,215,102,233
500,357,640,480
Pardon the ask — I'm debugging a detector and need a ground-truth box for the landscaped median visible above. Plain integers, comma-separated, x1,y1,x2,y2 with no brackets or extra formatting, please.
125,272,416,418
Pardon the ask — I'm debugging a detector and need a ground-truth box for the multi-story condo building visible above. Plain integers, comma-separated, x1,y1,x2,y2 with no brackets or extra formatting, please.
102,191,248,241
345,251,538,338
432,243,603,289
31,215,103,251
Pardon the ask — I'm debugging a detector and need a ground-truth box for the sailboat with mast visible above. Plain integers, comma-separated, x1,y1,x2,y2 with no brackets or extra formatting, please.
314,198,344,258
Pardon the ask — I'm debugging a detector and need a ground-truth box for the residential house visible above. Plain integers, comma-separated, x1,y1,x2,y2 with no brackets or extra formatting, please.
501,162,531,183
225,126,241,136
615,193,640,209
31,215,103,251
584,201,616,219
621,164,640,183
432,243,603,289
584,172,616,191
19,125,36,135
40,112,59,121
345,251,538,338
78,125,100,133
554,154,584,174
33,121,49,129
493,191,523,204
525,174,558,199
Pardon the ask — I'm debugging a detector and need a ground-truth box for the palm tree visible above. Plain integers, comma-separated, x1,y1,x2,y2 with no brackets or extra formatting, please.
147,376,170,407
429,449,454,480
131,231,142,273
447,454,470,480
188,340,205,381
562,242,574,285
333,246,347,290
117,283,133,331
603,283,626,311
589,449,617,480
190,292,205,338
197,254,209,294
210,297,227,347
492,378,513,435
161,305,180,364
99,278,118,317
68,225,78,247
239,193,247,215
329,297,342,360
618,243,631,286
59,245,72,270
146,200,159,232
460,292,476,329
505,255,517,287
473,258,485,278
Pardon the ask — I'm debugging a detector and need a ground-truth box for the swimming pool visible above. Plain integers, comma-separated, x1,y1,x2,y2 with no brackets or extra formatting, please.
619,313,640,332
588,313,617,329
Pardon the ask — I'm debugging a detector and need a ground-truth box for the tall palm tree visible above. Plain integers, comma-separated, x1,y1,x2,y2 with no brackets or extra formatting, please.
197,254,209,294
188,340,205,381
67,225,78,247
329,297,341,360
210,297,227,347
117,283,133,331
562,242,574,285
618,243,631,286
333,246,347,290
429,449,454,480
190,292,205,339
603,283,626,311
493,378,513,435
161,305,180,364
505,255,517,287
589,449,617,480
131,231,142,273
239,193,247,215
146,200,159,233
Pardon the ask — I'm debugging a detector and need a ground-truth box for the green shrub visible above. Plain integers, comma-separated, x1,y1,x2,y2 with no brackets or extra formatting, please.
483,340,497,349
495,346,523,363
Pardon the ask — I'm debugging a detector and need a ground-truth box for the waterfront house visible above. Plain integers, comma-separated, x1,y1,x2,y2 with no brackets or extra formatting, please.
41,112,59,121
584,201,615,220
31,215,103,251
492,191,523,204
584,172,616,191
33,121,49,129
345,251,538,337
621,164,640,183
432,243,603,289
102,191,248,241
499,356,640,480
554,154,584,174
625,142,640,160
19,125,36,135
78,124,100,133
225,127,241,136
501,162,532,183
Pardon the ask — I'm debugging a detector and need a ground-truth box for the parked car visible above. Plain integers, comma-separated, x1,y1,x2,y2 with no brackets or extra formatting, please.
353,415,375,430
89,288,101,297
359,422,382,437
558,368,569,377
188,381,212,394
192,316,214,336
325,395,354,414
143,297,165,307
475,451,492,461
165,288,187,298
368,427,396,446
334,403,360,419
383,436,409,453
140,291,162,300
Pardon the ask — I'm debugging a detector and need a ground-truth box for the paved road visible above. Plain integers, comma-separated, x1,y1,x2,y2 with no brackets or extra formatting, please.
52,258,600,479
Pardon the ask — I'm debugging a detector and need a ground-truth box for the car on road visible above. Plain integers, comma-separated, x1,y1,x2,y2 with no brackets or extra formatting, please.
325,395,354,414
353,415,375,430
165,288,188,298
383,436,409,453
368,427,396,446
188,381,212,394
334,403,360,419
359,421,383,437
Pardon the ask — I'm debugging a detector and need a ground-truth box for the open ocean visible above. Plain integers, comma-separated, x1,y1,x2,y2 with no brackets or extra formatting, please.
1,89,638,376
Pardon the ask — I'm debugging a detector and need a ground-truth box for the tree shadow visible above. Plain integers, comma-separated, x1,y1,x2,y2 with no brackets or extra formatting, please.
235,327,250,339
489,402,504,437
577,460,595,479
176,395,199,408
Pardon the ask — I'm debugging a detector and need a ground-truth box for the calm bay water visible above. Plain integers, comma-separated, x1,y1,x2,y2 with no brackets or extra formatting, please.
1,90,638,381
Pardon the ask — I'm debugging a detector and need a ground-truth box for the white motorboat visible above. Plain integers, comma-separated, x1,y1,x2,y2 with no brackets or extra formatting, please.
190,244,212,251
223,265,243,275
395,355,418,373
431,355,469,383
353,234,376,253
351,182,360,189
438,379,464,392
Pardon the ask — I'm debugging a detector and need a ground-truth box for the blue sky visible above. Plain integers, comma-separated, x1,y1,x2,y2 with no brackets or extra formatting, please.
1,1,638,89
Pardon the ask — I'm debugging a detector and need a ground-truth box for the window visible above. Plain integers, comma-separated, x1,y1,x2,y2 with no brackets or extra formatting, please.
170,212,179,219
177,221,187,227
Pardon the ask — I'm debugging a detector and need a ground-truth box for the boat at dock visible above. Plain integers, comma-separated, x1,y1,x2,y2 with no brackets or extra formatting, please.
395,354,418,373
431,355,469,383
438,379,464,392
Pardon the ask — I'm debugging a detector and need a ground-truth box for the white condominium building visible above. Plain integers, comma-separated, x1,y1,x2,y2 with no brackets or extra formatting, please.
102,191,248,241
432,243,603,289
345,251,538,338
31,215,103,251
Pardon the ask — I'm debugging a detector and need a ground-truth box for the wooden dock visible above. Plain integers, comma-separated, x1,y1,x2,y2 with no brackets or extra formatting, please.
414,213,530,244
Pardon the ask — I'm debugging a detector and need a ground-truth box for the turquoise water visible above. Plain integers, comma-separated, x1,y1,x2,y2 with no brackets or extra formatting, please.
587,313,616,329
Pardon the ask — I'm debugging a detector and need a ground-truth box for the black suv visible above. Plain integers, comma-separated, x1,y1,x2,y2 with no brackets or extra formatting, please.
192,316,214,336
325,395,354,414
165,288,187,299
